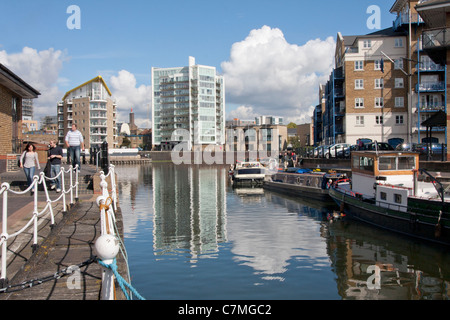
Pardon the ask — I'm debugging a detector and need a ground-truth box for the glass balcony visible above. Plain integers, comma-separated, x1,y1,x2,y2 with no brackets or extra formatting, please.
416,81,446,92
393,13,424,31
422,28,450,50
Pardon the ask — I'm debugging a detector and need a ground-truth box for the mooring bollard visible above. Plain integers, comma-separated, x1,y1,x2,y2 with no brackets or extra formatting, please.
95,234,120,300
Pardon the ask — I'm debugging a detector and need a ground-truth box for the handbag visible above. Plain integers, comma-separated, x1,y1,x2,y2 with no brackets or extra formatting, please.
44,161,51,177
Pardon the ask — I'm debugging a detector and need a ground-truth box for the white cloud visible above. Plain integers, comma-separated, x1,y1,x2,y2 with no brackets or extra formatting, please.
0,47,67,121
227,105,258,120
222,25,335,124
108,70,152,128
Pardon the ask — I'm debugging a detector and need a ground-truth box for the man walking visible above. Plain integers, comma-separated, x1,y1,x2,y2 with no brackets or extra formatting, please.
48,140,63,192
65,124,85,170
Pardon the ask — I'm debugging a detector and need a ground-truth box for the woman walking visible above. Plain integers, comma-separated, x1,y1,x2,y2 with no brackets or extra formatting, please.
19,143,41,194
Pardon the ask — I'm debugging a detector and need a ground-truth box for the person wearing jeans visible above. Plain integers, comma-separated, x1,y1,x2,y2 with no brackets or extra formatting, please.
20,143,41,194
65,124,85,171
48,140,63,192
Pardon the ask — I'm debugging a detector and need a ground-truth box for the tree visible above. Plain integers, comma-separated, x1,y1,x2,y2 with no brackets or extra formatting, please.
287,122,297,129
121,137,131,148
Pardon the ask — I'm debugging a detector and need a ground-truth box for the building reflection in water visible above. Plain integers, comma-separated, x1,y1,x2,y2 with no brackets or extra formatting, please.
117,164,450,300
151,164,227,262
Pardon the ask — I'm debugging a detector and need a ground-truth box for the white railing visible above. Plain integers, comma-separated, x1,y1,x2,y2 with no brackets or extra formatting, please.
95,165,144,300
95,165,141,300
0,165,80,287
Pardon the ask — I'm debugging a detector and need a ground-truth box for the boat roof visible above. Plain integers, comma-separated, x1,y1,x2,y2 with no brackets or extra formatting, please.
351,150,419,157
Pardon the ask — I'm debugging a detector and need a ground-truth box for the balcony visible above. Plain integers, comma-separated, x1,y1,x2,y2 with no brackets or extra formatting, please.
417,61,445,72
393,13,424,31
422,28,450,50
418,104,446,112
416,81,446,92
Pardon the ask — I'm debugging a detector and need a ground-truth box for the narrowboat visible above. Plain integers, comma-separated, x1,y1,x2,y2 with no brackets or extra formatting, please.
329,150,450,245
263,168,345,202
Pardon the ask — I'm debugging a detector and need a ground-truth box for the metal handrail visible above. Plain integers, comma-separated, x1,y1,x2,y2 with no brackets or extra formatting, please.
0,165,79,287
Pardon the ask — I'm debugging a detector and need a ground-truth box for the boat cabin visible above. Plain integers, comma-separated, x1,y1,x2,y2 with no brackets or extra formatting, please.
351,151,419,198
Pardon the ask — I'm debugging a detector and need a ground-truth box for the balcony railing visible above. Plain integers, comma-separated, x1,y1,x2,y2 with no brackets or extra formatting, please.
393,13,424,31
416,81,446,92
417,62,445,72
422,28,450,50
418,104,446,112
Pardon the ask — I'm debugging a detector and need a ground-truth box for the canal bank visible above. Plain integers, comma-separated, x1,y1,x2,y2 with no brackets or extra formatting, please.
0,165,129,300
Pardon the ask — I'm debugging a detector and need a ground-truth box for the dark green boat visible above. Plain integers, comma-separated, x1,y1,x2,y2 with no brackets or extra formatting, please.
329,151,450,246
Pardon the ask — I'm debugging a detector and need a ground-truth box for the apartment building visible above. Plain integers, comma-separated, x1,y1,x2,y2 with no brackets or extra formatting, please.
225,119,287,152
57,76,118,149
151,57,225,151
390,0,448,148
318,28,409,146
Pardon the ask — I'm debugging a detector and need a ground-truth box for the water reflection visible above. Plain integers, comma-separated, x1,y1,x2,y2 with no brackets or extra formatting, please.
117,164,450,300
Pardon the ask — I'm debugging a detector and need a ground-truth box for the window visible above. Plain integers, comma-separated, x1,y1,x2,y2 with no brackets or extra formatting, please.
363,40,372,48
395,78,404,88
395,97,404,107
355,61,364,70
375,78,384,89
379,157,396,170
380,192,387,200
375,97,384,108
394,194,402,204
376,115,383,125
374,60,382,70
395,38,404,47
394,59,404,70
356,116,365,126
355,79,364,89
396,115,404,124
355,98,364,108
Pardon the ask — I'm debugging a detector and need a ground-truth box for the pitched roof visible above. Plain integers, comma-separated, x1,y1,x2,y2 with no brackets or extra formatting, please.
0,63,40,99
62,75,112,100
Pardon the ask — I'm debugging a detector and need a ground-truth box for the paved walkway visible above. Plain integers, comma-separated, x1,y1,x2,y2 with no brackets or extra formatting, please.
0,164,128,300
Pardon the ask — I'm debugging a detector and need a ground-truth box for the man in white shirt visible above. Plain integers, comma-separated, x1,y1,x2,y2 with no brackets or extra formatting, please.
65,124,85,170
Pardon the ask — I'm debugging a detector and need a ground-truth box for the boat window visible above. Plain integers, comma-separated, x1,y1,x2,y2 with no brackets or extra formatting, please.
379,157,396,171
359,156,374,172
398,156,415,170
394,194,402,204
380,192,387,200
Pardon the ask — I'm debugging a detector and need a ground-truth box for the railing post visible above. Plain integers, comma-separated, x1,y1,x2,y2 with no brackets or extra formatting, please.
32,177,39,253
95,234,119,300
1,183,9,287
69,166,74,205
61,167,67,214
75,165,79,202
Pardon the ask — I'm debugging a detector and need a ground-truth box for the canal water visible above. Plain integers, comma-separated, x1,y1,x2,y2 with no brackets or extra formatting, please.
116,164,450,300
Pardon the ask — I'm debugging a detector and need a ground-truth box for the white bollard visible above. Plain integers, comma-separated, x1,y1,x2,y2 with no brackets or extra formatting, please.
95,234,120,300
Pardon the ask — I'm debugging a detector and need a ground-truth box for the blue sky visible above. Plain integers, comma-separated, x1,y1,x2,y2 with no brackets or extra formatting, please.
0,0,397,127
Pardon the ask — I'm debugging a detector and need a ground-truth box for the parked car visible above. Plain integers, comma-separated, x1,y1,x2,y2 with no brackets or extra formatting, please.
342,144,359,158
356,138,372,149
324,143,350,158
417,143,447,154
363,142,395,151
315,145,326,158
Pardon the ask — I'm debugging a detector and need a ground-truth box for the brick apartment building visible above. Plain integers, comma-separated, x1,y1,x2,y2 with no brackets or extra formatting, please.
0,63,40,173
315,0,450,155
57,76,118,149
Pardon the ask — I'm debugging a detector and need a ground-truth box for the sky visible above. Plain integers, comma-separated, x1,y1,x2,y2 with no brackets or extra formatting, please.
0,0,397,128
